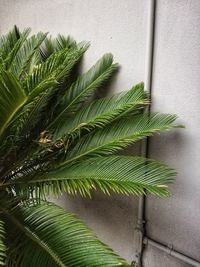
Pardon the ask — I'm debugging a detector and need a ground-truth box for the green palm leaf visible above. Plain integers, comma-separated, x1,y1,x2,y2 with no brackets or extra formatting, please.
54,34,76,51
4,28,31,71
0,26,21,64
5,202,129,267
40,35,76,60
0,220,6,266
10,32,47,78
49,53,119,129
0,77,57,155
0,71,27,138
8,155,175,198
53,82,148,140
13,80,58,139
7,44,89,141
64,113,178,164
24,42,88,95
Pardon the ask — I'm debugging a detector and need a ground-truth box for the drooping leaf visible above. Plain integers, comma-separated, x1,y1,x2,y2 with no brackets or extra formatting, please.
8,155,175,198
5,202,129,267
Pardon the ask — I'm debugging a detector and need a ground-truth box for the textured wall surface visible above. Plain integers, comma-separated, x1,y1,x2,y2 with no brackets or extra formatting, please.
1,0,200,266
143,245,192,267
0,0,148,93
146,0,200,265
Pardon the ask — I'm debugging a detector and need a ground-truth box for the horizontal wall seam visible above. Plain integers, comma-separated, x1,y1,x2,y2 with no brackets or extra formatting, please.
143,237,200,267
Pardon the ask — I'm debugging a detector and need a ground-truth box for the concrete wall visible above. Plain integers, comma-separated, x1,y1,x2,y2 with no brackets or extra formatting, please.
146,0,200,265
1,0,200,266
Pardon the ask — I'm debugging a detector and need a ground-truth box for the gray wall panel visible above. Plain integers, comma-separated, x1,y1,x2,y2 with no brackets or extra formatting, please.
0,0,147,93
146,0,200,263
143,245,191,267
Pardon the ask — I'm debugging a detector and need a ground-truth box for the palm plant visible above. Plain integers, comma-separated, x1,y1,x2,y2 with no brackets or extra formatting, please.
0,26,180,267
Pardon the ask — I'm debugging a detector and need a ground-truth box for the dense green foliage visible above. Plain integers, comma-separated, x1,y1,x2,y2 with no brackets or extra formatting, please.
0,26,180,266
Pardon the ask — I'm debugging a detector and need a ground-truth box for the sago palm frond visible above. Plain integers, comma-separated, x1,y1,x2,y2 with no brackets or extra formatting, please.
3,28,31,71
40,34,76,61
10,32,47,78
0,26,21,62
4,202,128,267
64,113,178,163
0,44,88,151
11,44,89,139
24,42,88,95
7,156,176,199
53,82,148,140
0,71,27,138
0,26,31,70
49,53,119,129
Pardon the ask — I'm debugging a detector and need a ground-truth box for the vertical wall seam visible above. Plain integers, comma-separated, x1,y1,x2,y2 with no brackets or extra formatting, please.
133,1,200,266
132,1,156,266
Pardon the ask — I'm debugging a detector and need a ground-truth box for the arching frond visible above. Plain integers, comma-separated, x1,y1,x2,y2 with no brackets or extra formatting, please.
5,202,129,267
5,156,175,198
64,113,178,164
53,82,148,140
